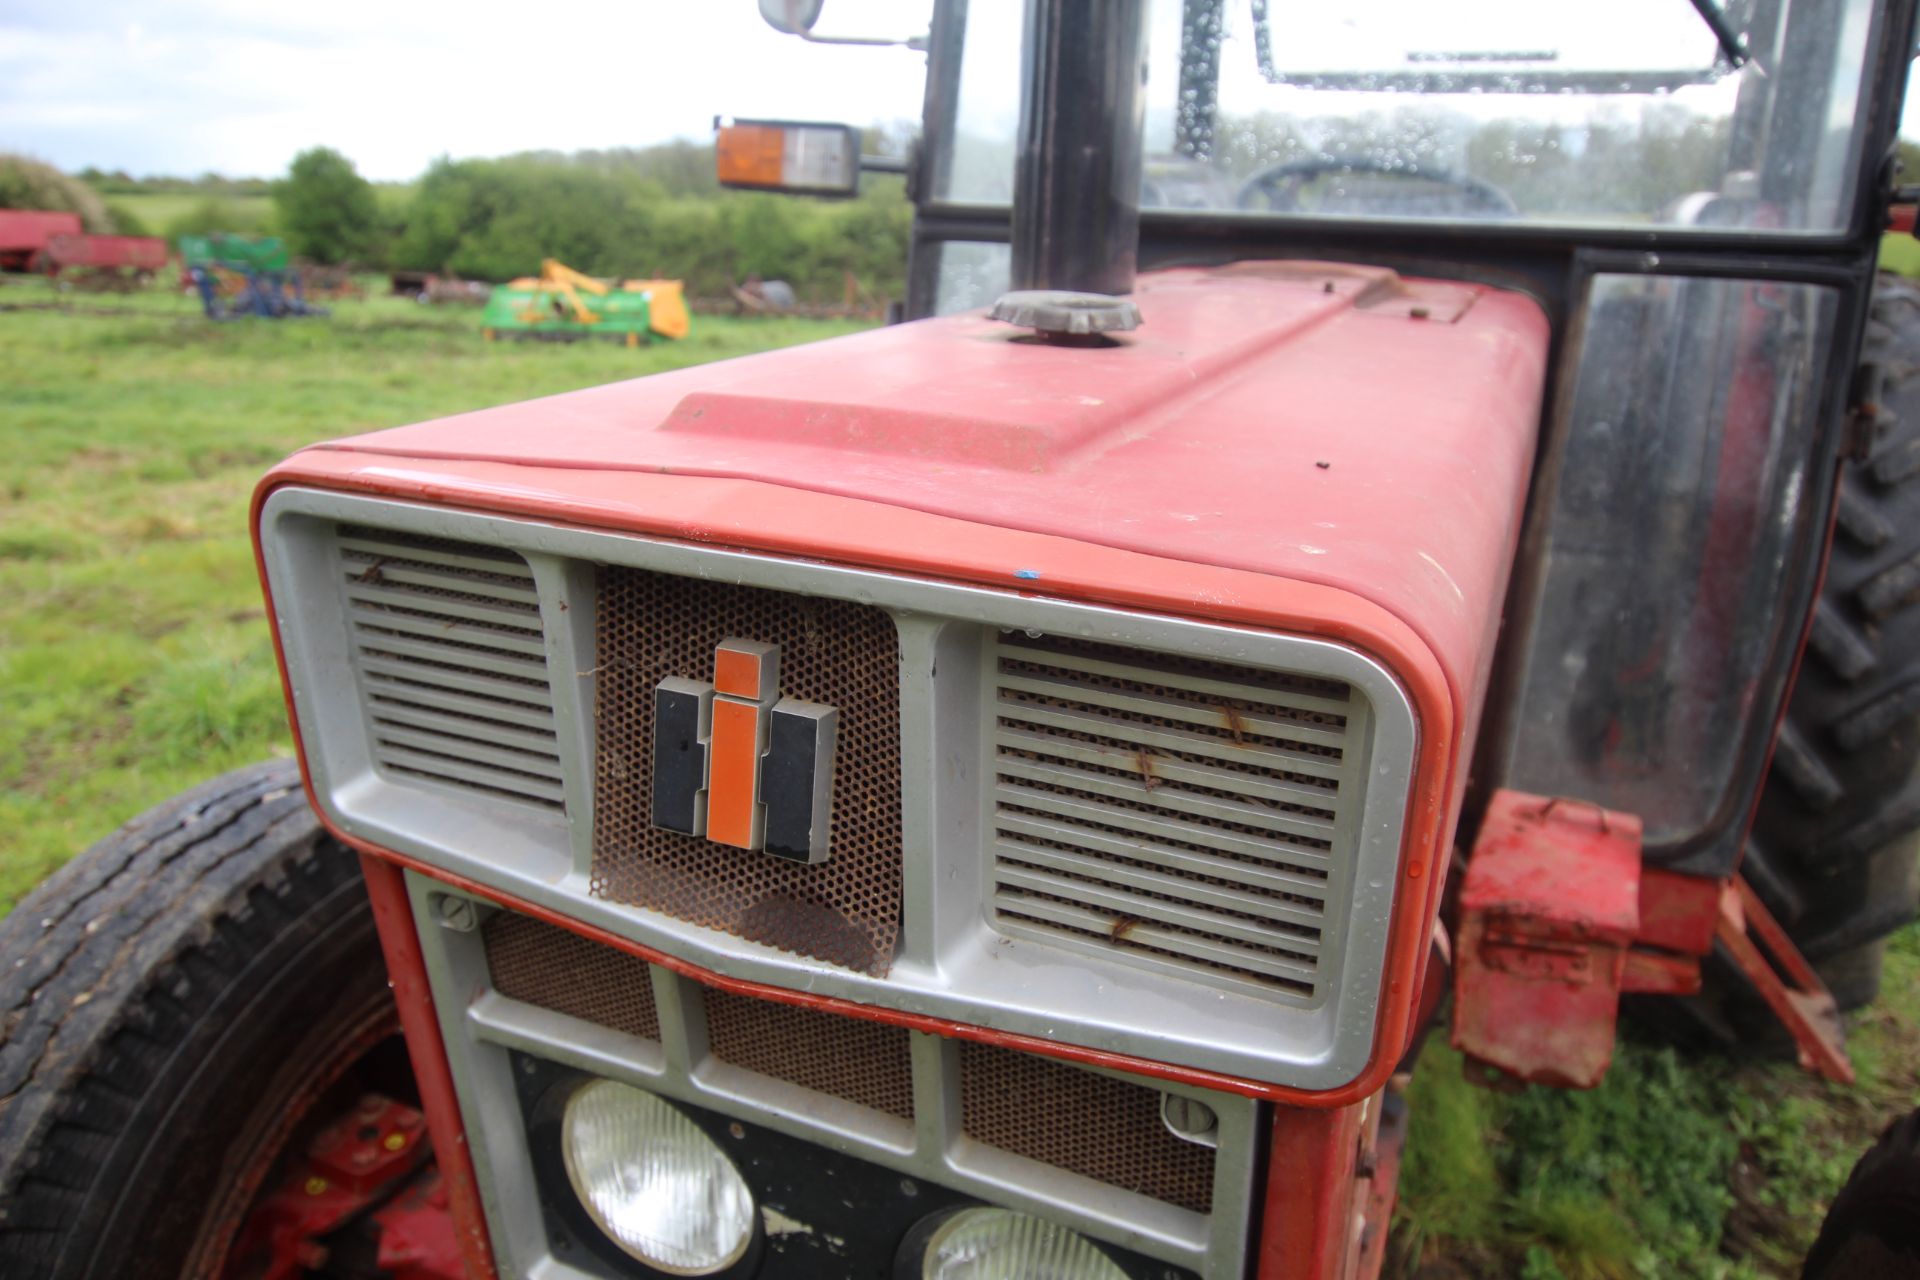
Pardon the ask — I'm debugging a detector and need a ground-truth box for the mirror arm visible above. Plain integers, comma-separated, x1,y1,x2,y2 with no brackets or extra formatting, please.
795,29,929,51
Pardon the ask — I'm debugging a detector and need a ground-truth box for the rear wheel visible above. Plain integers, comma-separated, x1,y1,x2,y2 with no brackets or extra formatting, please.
0,761,412,1279
1744,274,1920,1013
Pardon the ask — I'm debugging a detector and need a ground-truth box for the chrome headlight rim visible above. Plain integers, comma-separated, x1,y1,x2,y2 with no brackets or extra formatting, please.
895,1204,1137,1280
527,1072,765,1279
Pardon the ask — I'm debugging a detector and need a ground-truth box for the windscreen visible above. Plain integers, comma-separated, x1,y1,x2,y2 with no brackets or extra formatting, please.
938,0,1880,234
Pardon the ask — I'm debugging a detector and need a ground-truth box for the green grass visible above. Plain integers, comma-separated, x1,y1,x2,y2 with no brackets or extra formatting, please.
0,277,868,909
1397,924,1920,1278
1881,232,1920,278
108,191,274,236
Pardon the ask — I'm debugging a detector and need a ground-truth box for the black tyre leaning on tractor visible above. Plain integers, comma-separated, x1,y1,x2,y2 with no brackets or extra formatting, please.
0,762,414,1280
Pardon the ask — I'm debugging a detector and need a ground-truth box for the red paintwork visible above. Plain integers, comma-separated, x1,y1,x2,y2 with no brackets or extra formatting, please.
1620,948,1702,996
1453,790,1645,1089
1454,793,1850,1090
254,261,1547,1107
225,1094,428,1279
1716,879,1854,1083
45,232,168,271
280,261,1545,736
0,209,83,270
1636,867,1724,956
254,262,1547,1279
1259,1102,1366,1279
1352,1097,1409,1280
358,855,498,1280
374,1172,466,1280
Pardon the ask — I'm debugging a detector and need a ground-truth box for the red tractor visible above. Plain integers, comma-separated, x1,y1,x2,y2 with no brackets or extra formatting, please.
4,2,1918,1277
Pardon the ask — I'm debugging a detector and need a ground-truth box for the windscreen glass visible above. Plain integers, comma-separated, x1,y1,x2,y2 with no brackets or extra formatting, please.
1501,274,1840,855
937,0,1880,233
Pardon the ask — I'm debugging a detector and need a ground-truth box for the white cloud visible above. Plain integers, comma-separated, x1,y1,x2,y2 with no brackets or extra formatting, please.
0,0,935,179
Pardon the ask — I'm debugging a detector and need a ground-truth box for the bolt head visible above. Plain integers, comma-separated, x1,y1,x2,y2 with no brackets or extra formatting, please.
437,897,477,932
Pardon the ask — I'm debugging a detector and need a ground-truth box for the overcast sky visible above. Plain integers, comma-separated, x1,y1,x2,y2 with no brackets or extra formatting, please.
2,1,1914,183
0,1,938,181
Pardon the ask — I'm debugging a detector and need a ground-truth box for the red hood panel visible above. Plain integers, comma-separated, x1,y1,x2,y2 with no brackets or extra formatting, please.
303,262,1548,717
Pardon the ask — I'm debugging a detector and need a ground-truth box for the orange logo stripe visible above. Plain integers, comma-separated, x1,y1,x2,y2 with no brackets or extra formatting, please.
713,648,762,699
706,697,762,848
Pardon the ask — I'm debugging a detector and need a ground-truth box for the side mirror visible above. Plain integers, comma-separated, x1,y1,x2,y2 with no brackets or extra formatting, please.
715,118,860,197
757,0,824,35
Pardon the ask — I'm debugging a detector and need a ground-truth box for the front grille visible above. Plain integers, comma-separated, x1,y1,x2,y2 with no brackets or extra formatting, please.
959,1040,1216,1214
989,633,1354,1001
478,907,1218,1214
591,567,903,976
483,912,660,1041
704,988,914,1119
337,525,563,810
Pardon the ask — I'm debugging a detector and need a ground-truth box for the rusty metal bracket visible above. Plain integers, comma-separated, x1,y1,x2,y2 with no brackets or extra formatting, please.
1715,877,1855,1084
1452,790,1644,1089
1452,790,1853,1090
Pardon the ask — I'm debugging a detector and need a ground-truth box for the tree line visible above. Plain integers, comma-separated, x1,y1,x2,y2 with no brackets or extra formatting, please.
161,141,909,305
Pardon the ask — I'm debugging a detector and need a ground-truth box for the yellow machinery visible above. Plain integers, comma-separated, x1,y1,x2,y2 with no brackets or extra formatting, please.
481,260,689,344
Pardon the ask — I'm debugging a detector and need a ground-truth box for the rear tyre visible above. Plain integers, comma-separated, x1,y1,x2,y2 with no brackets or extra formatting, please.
1800,1108,1920,1279
0,760,405,1279
1744,274,1920,1013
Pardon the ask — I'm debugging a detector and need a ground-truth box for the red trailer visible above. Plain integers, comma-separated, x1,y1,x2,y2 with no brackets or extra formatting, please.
45,232,168,275
0,209,83,272
45,232,170,289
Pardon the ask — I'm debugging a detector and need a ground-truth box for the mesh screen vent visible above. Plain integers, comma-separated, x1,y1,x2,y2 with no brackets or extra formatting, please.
591,566,903,976
704,988,914,1119
337,524,562,810
959,1040,1215,1214
990,633,1359,1001
482,911,660,1041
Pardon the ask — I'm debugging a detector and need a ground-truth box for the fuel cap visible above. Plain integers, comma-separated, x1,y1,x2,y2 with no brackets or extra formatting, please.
988,290,1141,340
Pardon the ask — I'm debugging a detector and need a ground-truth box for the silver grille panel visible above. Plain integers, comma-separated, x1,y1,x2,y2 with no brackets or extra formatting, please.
263,490,1419,1095
989,634,1363,1002
336,524,563,809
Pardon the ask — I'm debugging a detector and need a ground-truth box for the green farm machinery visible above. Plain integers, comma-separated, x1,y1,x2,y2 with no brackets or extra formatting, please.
179,234,328,320
480,258,690,345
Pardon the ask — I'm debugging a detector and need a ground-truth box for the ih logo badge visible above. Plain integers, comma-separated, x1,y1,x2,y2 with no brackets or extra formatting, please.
650,639,837,864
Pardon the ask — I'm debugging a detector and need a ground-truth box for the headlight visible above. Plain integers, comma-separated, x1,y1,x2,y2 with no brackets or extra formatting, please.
920,1207,1129,1279
561,1080,755,1274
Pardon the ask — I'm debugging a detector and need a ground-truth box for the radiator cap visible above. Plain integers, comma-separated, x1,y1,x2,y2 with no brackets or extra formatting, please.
989,290,1141,340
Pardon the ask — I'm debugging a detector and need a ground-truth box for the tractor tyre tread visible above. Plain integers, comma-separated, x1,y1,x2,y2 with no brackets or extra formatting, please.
0,759,380,1279
1745,271,1920,1016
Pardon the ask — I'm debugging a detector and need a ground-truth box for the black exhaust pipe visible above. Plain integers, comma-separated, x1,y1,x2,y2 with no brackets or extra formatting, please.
1009,0,1148,296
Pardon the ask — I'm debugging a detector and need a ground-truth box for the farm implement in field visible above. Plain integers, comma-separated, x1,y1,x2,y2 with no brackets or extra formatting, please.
180,233,329,320
43,234,169,290
480,258,690,344
0,209,167,288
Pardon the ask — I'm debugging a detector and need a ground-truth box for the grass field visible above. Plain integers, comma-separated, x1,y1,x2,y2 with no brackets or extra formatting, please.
0,279,866,909
0,273,1913,1280
106,191,274,235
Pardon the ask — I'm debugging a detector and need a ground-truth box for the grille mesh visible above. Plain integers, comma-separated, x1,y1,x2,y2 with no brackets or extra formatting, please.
480,908,1218,1214
703,988,914,1119
337,524,562,810
591,567,903,975
990,633,1358,1000
959,1040,1216,1214
482,911,660,1041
